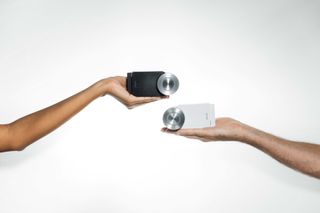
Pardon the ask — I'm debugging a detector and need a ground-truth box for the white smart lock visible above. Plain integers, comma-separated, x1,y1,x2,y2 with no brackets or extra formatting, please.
163,103,215,130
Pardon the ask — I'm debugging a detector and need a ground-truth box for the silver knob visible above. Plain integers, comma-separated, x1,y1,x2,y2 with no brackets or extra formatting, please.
157,73,179,95
163,107,185,130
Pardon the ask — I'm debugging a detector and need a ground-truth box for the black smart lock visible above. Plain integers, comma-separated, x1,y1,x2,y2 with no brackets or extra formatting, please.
126,71,179,97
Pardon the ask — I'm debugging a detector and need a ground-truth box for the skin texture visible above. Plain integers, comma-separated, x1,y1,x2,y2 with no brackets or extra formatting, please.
162,117,320,179
0,76,165,152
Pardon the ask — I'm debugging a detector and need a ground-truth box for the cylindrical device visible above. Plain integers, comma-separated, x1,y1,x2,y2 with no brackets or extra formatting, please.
162,107,185,130
163,103,215,130
126,71,179,97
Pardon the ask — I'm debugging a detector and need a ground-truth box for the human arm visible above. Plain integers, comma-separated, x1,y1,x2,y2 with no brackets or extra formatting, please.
162,117,320,178
0,76,163,152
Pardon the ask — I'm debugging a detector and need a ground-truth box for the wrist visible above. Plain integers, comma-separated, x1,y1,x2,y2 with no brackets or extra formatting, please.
235,123,253,143
236,122,266,147
90,79,112,97
210,118,249,142
222,119,257,144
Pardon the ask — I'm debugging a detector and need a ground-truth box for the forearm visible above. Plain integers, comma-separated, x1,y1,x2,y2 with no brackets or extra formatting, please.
4,81,106,151
1,76,161,152
238,123,320,178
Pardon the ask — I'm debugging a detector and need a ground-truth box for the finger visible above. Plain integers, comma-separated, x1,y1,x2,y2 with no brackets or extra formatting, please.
127,102,145,109
184,135,204,141
141,95,169,103
126,97,160,109
131,96,162,105
161,128,178,134
161,128,207,141
125,97,161,109
162,95,170,99
142,96,162,102
161,128,200,139
176,128,205,137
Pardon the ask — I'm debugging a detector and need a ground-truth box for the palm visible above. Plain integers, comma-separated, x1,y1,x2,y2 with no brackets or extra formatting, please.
163,118,243,142
106,77,163,109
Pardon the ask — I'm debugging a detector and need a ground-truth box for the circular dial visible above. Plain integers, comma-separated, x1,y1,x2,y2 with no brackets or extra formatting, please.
157,73,179,95
163,107,185,130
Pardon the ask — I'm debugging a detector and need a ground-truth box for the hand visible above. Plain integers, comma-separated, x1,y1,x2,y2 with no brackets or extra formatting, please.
95,76,167,109
163,118,320,179
162,117,245,142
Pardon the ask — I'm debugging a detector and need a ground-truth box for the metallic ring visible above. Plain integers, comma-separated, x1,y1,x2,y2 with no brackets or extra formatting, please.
163,107,185,130
157,73,179,95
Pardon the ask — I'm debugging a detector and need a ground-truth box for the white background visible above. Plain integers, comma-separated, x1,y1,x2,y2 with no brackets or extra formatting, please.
0,0,320,212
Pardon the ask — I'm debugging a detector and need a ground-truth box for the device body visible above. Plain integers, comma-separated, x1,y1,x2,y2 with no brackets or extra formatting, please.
126,71,179,97
163,103,215,130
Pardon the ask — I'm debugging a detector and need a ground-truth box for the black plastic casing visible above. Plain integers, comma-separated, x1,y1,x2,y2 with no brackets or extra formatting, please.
126,71,165,97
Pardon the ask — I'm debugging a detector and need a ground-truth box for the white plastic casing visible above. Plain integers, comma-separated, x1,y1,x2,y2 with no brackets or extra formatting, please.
177,103,215,129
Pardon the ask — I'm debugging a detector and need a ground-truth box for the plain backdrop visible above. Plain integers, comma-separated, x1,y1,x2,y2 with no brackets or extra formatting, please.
0,0,320,212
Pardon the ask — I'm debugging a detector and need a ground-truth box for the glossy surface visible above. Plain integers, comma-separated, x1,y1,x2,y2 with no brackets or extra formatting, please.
157,73,179,95
163,107,185,130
